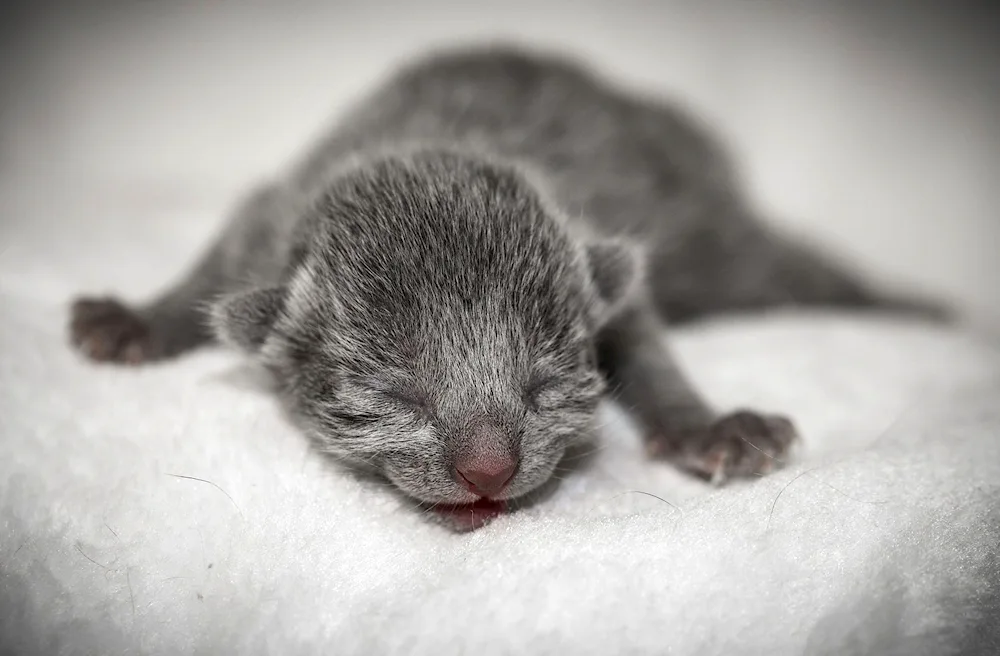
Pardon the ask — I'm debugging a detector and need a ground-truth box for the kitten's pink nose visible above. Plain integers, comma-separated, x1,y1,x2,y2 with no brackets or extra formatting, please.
455,452,517,497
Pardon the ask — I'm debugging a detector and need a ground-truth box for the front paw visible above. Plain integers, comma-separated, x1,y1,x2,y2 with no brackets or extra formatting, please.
650,411,800,485
69,297,157,365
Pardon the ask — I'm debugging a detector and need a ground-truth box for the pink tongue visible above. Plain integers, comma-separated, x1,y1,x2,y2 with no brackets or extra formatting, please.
433,499,508,531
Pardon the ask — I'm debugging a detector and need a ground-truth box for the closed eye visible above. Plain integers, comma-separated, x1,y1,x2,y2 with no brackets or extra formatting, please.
381,388,432,414
319,407,381,427
339,376,434,419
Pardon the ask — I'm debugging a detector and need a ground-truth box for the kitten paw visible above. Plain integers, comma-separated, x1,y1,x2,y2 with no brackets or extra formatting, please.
649,410,800,485
70,297,157,364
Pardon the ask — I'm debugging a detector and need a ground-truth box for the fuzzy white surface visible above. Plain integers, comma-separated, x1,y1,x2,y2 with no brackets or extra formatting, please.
3,2,1000,655
3,286,1000,655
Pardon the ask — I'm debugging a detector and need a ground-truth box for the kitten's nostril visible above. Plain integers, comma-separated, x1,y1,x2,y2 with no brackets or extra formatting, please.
455,454,517,497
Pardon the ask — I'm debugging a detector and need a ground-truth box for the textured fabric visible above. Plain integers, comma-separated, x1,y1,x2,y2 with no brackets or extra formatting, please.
3,286,1000,654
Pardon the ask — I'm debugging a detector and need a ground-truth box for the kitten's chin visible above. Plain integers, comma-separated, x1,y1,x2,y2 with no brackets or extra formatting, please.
430,498,509,532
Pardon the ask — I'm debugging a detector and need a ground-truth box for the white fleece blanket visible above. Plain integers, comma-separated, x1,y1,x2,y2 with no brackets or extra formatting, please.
3,3,1000,655
3,232,1000,655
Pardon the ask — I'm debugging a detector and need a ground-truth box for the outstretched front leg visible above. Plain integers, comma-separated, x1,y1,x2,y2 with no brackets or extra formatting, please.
597,304,800,483
69,250,222,364
69,183,291,365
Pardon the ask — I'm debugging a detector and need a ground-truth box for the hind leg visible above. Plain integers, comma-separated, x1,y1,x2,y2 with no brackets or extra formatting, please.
650,212,953,326
599,305,800,483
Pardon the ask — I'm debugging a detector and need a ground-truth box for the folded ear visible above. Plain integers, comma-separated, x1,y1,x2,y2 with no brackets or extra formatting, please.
209,286,286,353
584,239,642,324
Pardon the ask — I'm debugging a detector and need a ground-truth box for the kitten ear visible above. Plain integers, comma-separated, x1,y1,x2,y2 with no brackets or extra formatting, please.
209,286,286,352
584,239,642,324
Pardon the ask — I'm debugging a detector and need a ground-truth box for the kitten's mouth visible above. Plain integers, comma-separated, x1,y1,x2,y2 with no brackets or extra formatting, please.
431,498,508,532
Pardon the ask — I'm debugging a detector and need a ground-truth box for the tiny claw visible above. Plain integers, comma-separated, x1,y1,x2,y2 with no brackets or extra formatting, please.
707,449,729,486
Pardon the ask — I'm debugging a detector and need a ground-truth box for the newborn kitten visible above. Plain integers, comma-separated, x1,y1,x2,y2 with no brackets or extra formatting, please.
69,46,948,531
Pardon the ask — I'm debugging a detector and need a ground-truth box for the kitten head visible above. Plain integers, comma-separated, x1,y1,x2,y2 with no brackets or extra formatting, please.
211,150,640,522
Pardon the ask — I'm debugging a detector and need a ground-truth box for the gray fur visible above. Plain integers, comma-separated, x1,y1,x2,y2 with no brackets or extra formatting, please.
69,46,950,517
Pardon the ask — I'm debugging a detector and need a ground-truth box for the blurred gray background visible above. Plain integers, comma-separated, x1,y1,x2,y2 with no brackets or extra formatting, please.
2,0,998,314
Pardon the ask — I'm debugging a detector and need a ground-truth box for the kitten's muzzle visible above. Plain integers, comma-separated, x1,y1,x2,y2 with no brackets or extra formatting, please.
455,453,517,496
453,418,519,497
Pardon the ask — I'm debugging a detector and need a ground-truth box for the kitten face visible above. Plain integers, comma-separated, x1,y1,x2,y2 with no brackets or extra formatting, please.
278,292,605,506
211,149,637,513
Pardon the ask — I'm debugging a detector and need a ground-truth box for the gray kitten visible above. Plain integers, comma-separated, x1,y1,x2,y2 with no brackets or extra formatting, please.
69,46,948,531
